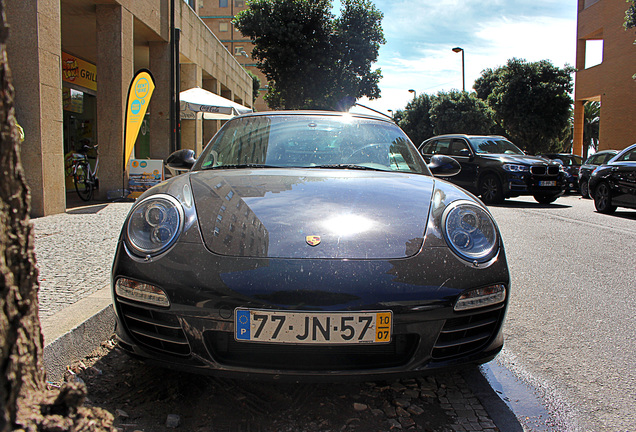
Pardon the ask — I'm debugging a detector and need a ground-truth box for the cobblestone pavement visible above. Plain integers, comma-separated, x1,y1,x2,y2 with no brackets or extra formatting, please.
65,340,502,432
33,202,133,318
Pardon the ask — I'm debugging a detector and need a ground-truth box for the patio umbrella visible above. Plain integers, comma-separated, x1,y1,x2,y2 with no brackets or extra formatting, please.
180,87,252,120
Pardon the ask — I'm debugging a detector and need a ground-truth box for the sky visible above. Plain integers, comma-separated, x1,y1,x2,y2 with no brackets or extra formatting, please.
343,0,580,116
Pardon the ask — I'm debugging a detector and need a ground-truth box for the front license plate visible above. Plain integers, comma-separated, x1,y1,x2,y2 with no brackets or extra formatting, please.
235,309,392,344
539,180,556,187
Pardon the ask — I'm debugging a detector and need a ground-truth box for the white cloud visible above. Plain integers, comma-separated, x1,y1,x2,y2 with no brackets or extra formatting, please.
355,0,577,115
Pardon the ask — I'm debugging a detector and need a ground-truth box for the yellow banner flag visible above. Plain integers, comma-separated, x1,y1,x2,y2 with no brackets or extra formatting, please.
124,70,155,170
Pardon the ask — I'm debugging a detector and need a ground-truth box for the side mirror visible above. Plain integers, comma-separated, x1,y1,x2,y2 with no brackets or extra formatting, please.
166,149,196,171
428,155,461,177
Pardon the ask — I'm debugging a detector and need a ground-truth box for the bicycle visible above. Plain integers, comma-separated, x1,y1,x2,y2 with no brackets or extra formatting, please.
72,144,99,201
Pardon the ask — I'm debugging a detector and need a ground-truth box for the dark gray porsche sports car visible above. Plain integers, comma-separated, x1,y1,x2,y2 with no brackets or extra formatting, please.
112,111,510,380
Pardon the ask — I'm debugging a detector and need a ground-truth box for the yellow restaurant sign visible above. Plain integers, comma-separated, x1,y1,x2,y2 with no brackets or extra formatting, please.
62,52,97,92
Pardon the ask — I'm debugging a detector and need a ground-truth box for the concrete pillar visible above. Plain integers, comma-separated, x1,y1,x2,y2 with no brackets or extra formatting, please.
203,78,220,146
6,0,65,217
149,41,172,161
180,63,203,154
572,100,586,158
96,4,133,199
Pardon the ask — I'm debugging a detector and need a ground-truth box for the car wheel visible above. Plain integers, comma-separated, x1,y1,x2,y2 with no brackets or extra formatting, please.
533,194,559,204
479,175,504,204
593,182,617,214
580,180,590,199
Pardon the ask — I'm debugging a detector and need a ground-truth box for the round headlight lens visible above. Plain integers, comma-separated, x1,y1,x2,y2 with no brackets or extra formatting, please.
126,195,184,256
442,201,498,262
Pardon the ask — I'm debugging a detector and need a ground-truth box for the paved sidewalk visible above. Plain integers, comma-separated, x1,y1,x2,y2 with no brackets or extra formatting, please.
33,201,133,380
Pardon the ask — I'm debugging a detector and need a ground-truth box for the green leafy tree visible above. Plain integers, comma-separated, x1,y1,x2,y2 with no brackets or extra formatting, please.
626,0,636,31
474,58,574,154
429,90,494,136
233,0,385,110
247,70,261,108
625,0,636,78
551,105,574,153
397,94,433,146
583,101,600,158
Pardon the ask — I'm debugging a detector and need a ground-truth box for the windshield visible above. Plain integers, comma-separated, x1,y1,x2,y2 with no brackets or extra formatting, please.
194,114,428,174
469,137,525,155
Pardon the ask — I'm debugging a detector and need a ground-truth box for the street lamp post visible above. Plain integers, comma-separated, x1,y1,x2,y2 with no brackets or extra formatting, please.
452,47,465,92
408,89,416,99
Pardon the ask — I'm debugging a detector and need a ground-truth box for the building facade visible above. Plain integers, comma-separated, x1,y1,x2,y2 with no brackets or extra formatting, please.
198,0,269,112
6,0,253,217
573,0,636,157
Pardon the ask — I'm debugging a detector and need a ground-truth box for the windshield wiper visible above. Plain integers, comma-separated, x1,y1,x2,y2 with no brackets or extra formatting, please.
202,164,278,170
308,164,388,172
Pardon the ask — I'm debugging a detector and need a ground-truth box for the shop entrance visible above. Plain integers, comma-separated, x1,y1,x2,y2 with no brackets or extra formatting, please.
63,87,97,195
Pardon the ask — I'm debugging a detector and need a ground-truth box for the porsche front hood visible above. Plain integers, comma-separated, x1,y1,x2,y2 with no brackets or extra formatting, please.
189,169,434,259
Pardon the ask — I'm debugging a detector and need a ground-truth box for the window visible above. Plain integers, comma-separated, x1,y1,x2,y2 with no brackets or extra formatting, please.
449,139,470,157
219,0,228,7
618,149,636,162
584,40,603,69
234,0,245,7
219,22,229,32
235,46,246,56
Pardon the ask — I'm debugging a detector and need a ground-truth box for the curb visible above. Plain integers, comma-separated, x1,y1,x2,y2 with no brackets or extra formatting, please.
42,286,114,382
462,366,523,432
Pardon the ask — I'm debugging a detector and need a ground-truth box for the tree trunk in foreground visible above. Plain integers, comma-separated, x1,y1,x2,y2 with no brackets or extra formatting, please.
0,2,113,430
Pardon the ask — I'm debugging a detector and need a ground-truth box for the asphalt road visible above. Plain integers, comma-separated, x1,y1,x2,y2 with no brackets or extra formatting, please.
486,194,636,432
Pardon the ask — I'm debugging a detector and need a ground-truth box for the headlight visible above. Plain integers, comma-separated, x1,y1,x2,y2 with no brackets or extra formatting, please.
502,164,529,172
126,194,184,256
442,201,498,263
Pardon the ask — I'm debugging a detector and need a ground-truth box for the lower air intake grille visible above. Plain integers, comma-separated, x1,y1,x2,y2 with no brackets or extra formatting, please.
205,331,419,370
432,306,504,360
117,298,191,356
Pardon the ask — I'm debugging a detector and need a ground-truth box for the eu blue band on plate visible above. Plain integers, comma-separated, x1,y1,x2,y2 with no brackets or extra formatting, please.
236,310,251,340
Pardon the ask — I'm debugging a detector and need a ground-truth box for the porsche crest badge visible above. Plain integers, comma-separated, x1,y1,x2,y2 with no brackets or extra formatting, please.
306,235,321,246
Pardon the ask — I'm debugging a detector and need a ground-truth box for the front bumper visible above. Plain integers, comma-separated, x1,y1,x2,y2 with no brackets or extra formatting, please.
111,241,509,380
503,171,566,197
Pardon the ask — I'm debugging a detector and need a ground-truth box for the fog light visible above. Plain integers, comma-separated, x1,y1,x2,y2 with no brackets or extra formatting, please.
454,284,506,311
115,278,170,307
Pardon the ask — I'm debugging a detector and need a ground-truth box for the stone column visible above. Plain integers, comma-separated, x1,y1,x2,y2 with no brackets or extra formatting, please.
149,41,172,161
96,4,133,199
203,78,220,145
180,63,202,154
572,100,585,158
6,0,65,217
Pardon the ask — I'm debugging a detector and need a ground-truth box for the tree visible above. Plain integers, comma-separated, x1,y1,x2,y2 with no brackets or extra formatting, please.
397,94,433,146
429,90,494,136
233,0,385,110
583,101,600,158
626,0,636,31
247,70,261,108
625,0,636,79
0,3,112,430
474,58,574,154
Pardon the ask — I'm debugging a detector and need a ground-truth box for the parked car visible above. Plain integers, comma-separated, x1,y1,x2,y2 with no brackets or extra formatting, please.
578,150,619,198
111,111,510,380
418,134,567,204
589,143,636,214
537,153,583,194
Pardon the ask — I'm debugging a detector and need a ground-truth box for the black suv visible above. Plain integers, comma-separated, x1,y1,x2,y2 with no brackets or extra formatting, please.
419,135,567,204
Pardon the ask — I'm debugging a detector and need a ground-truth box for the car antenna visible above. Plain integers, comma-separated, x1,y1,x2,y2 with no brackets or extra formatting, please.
352,102,396,122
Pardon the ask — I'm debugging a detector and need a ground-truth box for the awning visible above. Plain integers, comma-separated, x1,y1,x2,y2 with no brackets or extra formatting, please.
180,87,253,120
